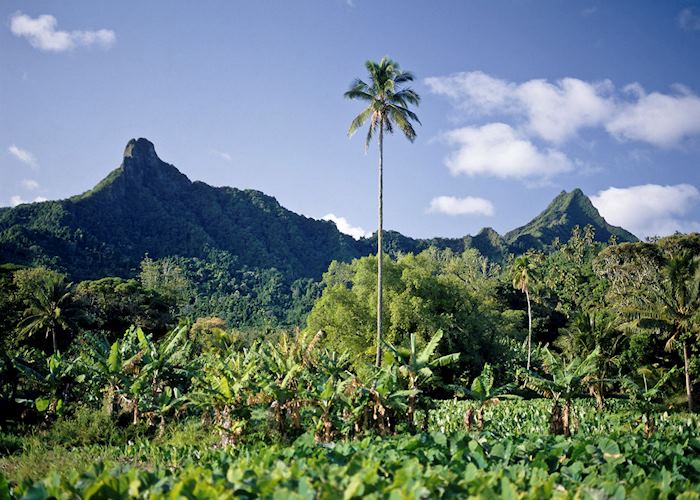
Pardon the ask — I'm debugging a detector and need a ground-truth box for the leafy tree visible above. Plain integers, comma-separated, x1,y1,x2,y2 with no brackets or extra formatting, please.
17,272,80,354
596,236,700,412
306,250,520,380
632,252,699,412
345,56,420,367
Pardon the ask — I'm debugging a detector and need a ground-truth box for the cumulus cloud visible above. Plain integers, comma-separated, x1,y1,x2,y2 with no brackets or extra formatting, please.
425,71,700,148
679,7,700,31
322,213,369,240
442,123,573,179
33,196,48,203
591,184,700,239
606,89,700,147
21,179,40,190
428,196,494,216
8,145,37,168
10,13,115,52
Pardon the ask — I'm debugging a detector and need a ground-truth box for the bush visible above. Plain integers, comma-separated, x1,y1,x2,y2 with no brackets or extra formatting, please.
46,406,124,448
0,431,23,457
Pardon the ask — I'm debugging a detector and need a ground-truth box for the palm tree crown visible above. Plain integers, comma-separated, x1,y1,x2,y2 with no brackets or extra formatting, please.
345,57,421,147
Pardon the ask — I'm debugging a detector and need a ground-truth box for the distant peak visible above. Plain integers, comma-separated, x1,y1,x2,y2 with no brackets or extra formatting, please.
123,138,159,164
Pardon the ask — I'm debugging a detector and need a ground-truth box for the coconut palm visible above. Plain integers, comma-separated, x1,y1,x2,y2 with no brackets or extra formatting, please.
18,274,79,354
345,57,420,367
512,254,536,370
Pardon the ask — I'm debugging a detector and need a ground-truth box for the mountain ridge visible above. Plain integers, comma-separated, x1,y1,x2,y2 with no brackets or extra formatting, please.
0,138,638,281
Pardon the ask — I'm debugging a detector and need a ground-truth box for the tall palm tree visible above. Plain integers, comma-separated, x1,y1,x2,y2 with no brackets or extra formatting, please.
18,274,78,354
345,57,420,367
512,255,536,370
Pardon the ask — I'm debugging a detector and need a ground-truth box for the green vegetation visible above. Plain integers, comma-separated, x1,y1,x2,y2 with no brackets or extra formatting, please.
1,229,698,496
0,137,636,332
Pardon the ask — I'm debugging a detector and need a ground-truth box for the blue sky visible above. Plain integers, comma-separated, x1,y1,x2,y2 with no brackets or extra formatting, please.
2,1,700,240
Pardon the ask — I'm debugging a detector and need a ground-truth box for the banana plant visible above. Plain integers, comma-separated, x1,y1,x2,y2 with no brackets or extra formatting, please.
15,353,82,418
192,347,260,447
140,386,187,437
621,366,677,438
130,325,193,424
383,330,459,432
81,327,145,417
519,347,600,436
450,363,519,431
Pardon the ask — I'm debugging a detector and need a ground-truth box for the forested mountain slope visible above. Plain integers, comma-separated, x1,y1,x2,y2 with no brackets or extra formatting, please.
0,138,637,281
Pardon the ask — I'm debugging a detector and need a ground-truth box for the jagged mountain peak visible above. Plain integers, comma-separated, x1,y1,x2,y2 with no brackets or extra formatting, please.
505,188,638,252
123,138,159,164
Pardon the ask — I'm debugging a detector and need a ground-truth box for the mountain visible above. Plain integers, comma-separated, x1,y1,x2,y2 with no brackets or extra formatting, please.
505,188,638,252
0,139,361,280
0,139,637,281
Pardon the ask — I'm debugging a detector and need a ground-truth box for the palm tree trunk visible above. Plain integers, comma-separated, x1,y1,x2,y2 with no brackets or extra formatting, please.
525,288,532,370
375,122,384,368
683,340,694,412
407,373,416,433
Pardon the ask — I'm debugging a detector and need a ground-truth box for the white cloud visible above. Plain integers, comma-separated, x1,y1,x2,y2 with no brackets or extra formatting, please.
10,13,115,52
443,123,573,179
425,71,517,115
605,90,700,147
211,150,232,162
33,196,48,203
322,213,369,240
21,179,40,190
591,184,700,239
426,71,700,148
428,196,494,216
679,7,700,31
517,78,614,143
8,145,37,168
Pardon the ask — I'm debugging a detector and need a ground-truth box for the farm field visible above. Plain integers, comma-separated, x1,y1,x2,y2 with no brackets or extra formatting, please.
2,401,699,498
